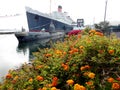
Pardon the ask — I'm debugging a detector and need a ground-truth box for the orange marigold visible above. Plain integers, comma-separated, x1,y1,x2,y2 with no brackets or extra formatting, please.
35,65,43,69
36,76,44,81
66,79,74,85
44,54,52,57
79,46,84,49
89,30,96,33
86,81,93,86
52,81,57,87
108,50,114,55
69,50,74,54
51,87,57,90
95,32,103,36
63,51,67,55
41,87,47,90
73,48,79,52
83,72,89,76
80,65,90,71
77,34,81,38
112,83,120,90
56,50,62,55
84,65,91,69
29,78,33,82
88,72,95,79
107,77,114,83
62,64,69,71
74,84,86,90
52,77,58,87
80,66,86,71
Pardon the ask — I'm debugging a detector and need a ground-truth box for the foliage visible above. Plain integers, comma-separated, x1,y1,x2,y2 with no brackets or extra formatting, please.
1,30,120,90
83,26,91,34
94,21,110,33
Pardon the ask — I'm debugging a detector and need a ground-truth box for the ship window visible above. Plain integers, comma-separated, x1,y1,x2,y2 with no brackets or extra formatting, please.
34,15,39,20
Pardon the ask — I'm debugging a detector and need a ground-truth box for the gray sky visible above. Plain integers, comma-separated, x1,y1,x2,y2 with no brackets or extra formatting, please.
0,0,120,25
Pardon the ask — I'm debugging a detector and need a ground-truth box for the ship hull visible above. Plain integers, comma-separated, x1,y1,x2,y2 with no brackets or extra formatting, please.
26,12,73,33
15,31,65,42
15,7,73,42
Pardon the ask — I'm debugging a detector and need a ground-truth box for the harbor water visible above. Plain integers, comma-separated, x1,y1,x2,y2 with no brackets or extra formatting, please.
0,33,52,81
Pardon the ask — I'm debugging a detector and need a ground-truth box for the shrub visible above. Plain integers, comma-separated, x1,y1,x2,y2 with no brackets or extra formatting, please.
0,30,120,90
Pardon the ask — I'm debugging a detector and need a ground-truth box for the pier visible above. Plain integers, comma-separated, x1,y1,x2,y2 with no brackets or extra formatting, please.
0,29,15,34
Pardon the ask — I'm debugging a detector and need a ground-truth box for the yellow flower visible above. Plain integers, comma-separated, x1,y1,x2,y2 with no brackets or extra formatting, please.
79,46,84,49
89,30,96,33
88,72,95,79
14,75,19,80
56,50,62,55
41,87,47,90
51,87,57,90
112,83,120,90
66,79,74,85
29,78,33,82
74,84,86,90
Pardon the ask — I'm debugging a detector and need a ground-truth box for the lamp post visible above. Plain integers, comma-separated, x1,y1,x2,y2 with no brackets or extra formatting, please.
104,0,108,23
103,0,108,34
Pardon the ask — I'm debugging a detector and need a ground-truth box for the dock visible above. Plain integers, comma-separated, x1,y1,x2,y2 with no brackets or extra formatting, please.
0,29,15,34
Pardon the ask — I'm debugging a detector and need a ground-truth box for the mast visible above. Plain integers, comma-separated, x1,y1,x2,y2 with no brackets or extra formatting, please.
50,0,52,14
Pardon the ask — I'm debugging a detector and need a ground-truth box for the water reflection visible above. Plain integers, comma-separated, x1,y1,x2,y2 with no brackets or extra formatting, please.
0,34,29,81
17,38,51,59
0,34,63,81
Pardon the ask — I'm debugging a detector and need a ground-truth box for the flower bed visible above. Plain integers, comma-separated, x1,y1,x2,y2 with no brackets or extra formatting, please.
0,30,120,90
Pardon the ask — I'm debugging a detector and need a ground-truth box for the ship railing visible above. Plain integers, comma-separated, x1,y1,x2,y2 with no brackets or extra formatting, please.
30,22,50,30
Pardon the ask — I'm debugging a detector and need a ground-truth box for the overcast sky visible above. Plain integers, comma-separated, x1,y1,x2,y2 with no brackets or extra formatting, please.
0,0,120,25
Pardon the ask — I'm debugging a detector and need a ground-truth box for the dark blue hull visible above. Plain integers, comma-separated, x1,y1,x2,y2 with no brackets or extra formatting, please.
26,12,73,33
15,31,65,43
15,7,72,42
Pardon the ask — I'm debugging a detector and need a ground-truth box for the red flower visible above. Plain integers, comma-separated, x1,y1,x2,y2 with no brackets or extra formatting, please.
68,30,81,36
116,78,120,81
6,74,12,79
